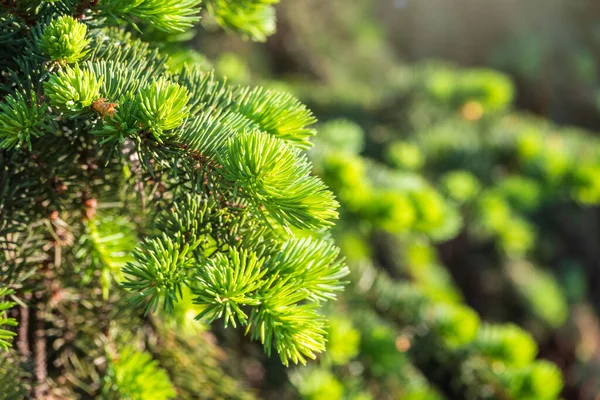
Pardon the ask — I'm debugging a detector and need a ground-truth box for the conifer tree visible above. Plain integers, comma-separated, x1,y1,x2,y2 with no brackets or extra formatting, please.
0,0,347,397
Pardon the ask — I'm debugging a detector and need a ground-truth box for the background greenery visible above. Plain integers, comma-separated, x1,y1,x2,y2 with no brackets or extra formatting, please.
190,1,600,399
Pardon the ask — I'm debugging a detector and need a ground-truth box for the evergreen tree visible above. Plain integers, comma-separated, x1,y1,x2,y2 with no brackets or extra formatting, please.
0,1,347,398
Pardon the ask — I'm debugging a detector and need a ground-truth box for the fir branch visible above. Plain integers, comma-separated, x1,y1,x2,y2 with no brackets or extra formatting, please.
44,64,103,113
248,281,327,366
93,0,202,33
2,2,348,373
103,345,176,400
136,77,191,141
0,350,28,398
38,15,90,63
193,248,267,328
0,90,49,150
232,86,317,149
219,131,339,230
269,237,349,302
0,287,17,351
122,234,197,314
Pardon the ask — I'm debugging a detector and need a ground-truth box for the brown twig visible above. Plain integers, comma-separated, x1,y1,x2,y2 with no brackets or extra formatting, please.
33,306,48,399
17,303,30,359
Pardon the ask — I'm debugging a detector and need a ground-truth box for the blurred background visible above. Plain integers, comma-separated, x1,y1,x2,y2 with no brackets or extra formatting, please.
169,1,600,399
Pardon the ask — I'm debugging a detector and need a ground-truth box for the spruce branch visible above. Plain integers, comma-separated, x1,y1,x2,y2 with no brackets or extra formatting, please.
94,0,202,33
0,350,28,398
156,193,221,242
1,2,348,373
193,248,267,328
103,345,176,400
269,237,349,302
44,64,103,113
219,131,339,230
84,61,140,101
0,287,17,351
78,213,137,300
248,282,327,366
176,69,234,116
232,87,317,149
174,110,239,162
0,90,49,150
87,28,168,76
136,77,191,141
122,234,197,314
39,15,90,63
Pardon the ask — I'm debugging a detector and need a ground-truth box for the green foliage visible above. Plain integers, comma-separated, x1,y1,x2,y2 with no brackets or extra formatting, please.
153,193,236,250
215,53,251,83
425,66,514,113
476,191,513,233
104,345,177,400
475,323,538,367
497,217,536,257
292,367,344,400
572,164,600,204
441,170,481,204
96,0,203,33
232,87,317,149
5,0,597,397
271,5,584,395
0,351,28,399
193,248,267,327
136,77,191,140
248,287,327,366
0,288,16,351
206,0,280,42
410,186,454,236
326,317,360,365
0,4,349,384
0,91,49,150
358,319,408,376
220,131,338,230
44,64,103,113
386,141,425,171
506,262,568,328
79,213,137,299
499,361,564,400
497,176,542,212
319,152,370,211
123,192,345,365
166,48,212,74
153,327,257,400
191,236,348,365
316,150,461,240
39,15,90,63
316,119,365,154
431,303,480,348
404,240,462,303
515,131,572,184
271,237,349,301
123,235,197,314
402,389,443,400
365,190,415,233
0,4,358,400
